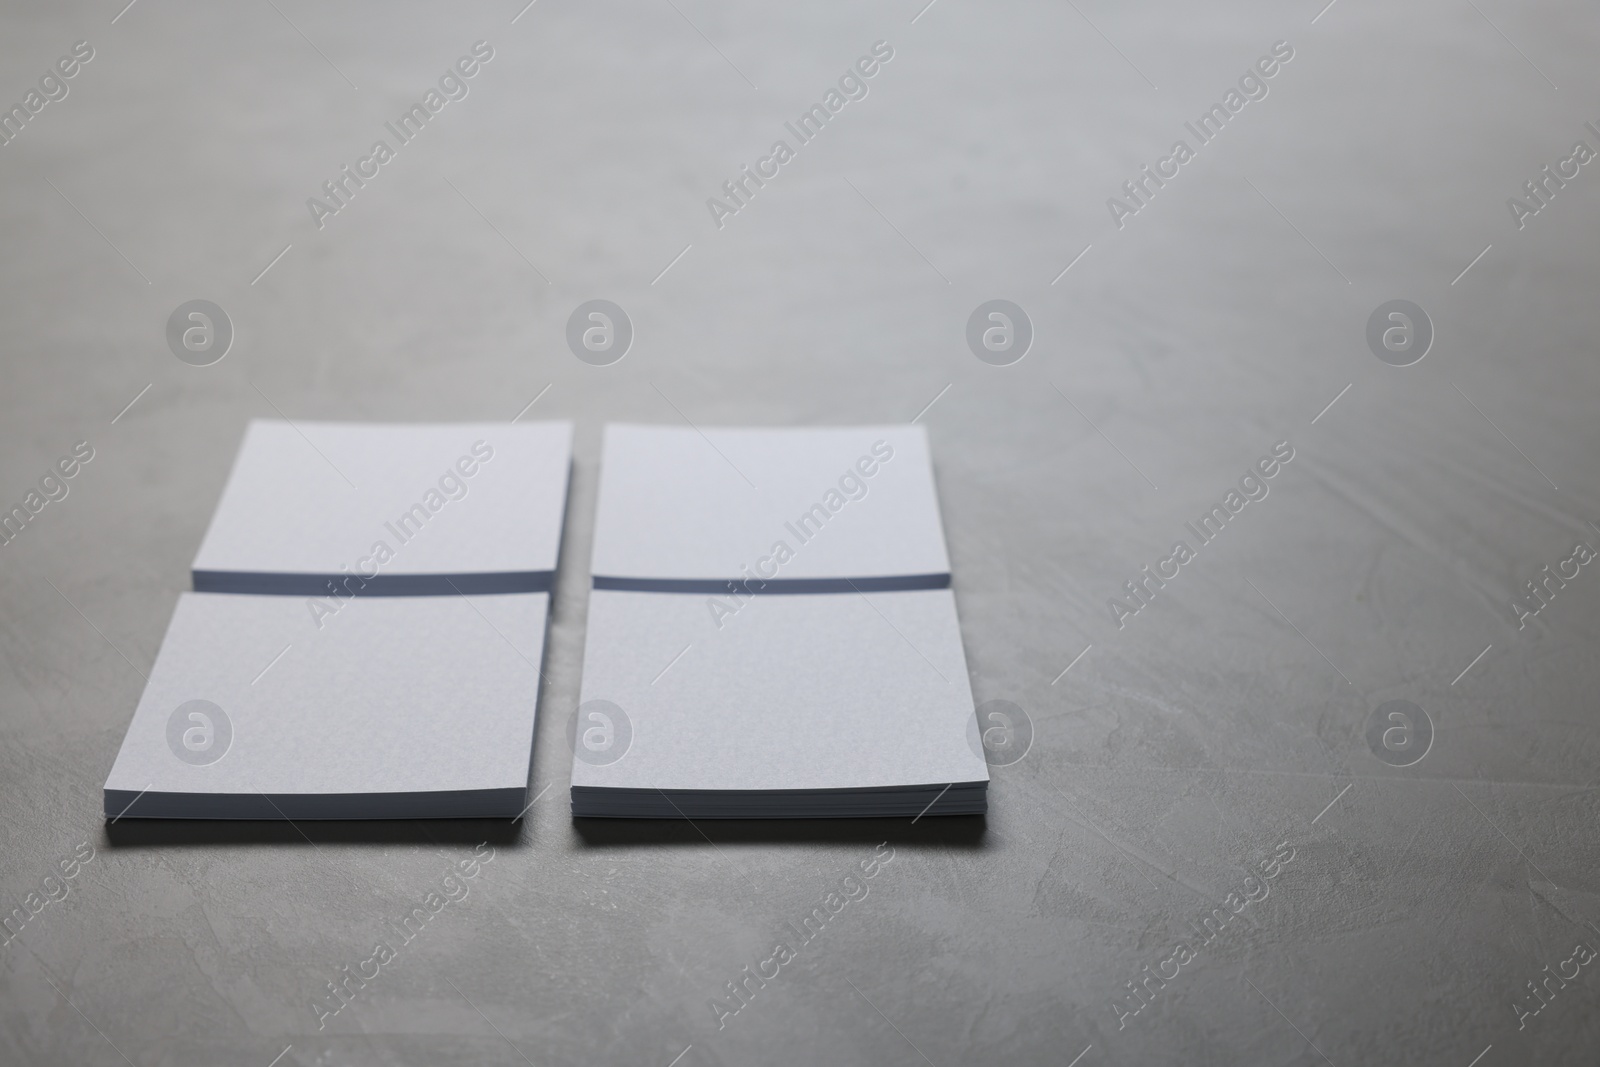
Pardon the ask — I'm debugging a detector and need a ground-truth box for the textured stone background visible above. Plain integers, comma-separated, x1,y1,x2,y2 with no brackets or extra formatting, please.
2,0,1598,1064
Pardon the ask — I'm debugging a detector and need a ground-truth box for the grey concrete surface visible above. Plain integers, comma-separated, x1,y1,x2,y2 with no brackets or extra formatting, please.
3,0,1599,1064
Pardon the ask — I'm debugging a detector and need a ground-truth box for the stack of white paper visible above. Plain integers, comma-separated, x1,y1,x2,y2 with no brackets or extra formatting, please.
104,420,571,819
104,592,548,819
192,420,572,596
572,424,987,818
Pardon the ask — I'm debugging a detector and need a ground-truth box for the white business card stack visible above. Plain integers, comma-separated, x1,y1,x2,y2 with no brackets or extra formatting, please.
571,424,988,818
103,592,549,819
103,421,572,820
192,420,572,596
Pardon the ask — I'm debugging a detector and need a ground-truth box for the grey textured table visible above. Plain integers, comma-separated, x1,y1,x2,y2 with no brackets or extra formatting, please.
4,1,1599,1064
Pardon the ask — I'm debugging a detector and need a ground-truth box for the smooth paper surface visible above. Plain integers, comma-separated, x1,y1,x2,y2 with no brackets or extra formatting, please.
590,424,950,583
192,420,572,591
572,587,987,794
104,592,548,817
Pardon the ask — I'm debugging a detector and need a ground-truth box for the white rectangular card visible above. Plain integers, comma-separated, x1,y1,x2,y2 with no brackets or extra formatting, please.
104,592,548,819
193,420,572,596
573,587,986,794
590,424,949,588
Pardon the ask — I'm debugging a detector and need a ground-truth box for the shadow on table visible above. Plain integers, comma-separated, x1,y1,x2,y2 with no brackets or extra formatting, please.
103,815,985,851
572,813,989,851
103,818,524,849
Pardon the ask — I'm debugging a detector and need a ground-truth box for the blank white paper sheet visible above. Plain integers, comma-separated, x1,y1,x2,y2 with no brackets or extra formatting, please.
104,592,548,819
192,420,572,596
